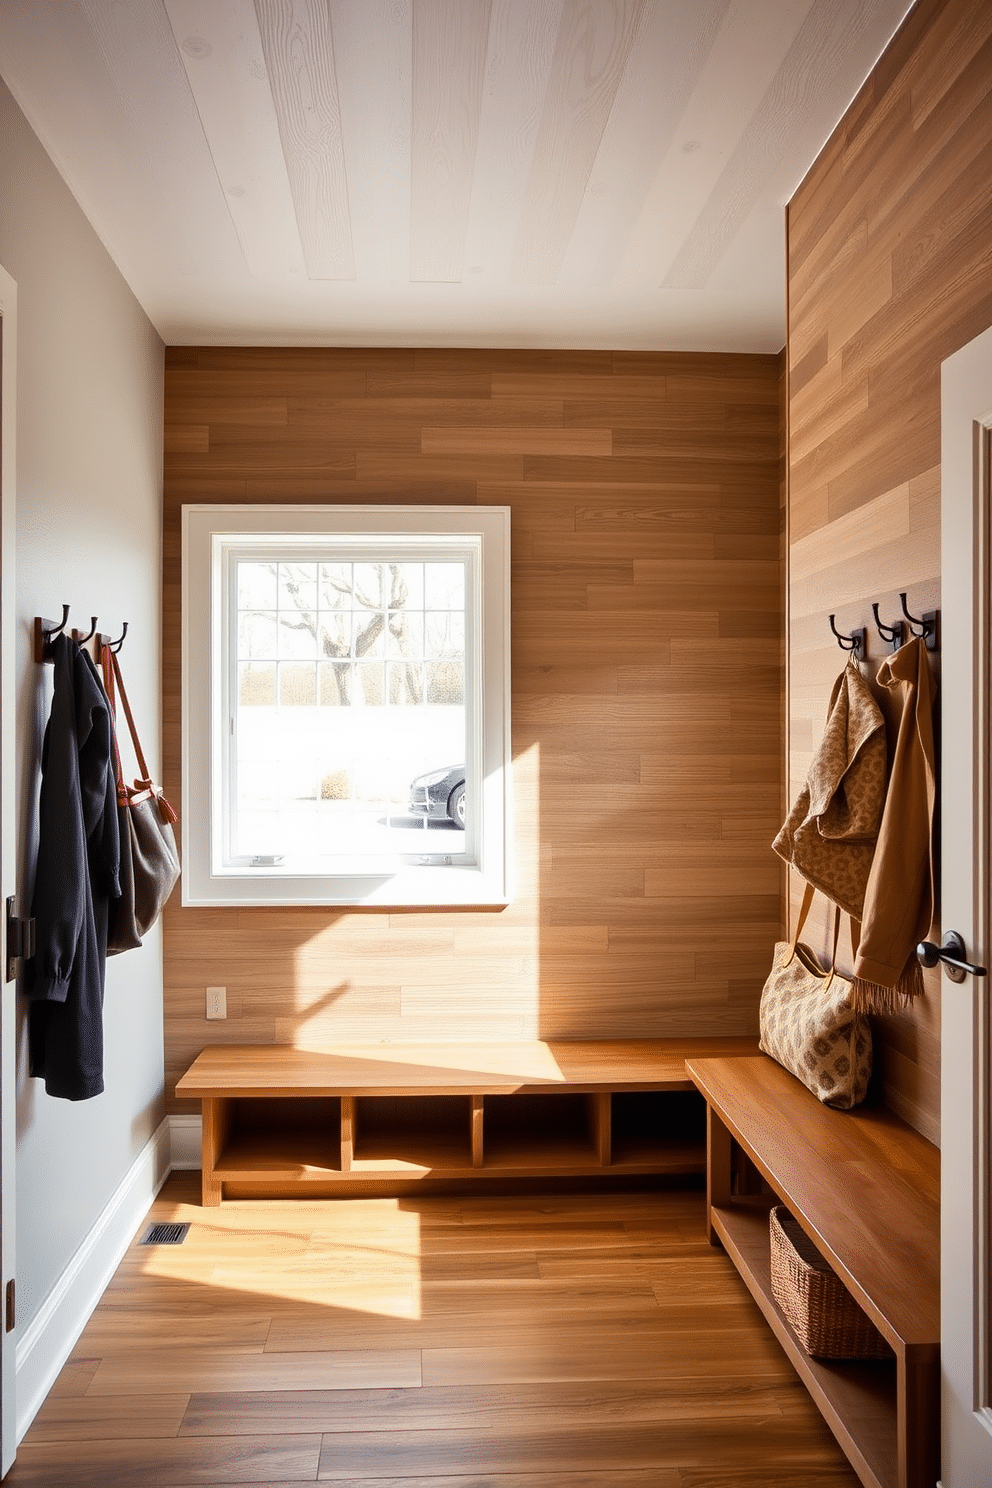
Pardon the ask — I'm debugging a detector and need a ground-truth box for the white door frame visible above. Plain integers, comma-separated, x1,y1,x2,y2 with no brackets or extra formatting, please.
0,263,18,1477
940,324,992,1487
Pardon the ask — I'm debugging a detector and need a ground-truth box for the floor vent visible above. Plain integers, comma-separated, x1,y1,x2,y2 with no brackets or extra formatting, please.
140,1222,190,1246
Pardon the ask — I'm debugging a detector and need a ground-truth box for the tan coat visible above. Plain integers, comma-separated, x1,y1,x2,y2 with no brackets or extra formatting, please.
852,637,937,1010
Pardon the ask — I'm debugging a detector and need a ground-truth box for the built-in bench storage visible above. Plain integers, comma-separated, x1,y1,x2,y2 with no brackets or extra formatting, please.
687,1054,939,1488
176,1037,757,1205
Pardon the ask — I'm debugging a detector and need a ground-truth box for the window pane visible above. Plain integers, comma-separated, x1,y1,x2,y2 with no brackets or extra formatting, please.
354,612,385,659
279,662,317,706
426,562,464,609
428,660,465,705
279,562,317,611
239,611,277,659
239,660,277,706
392,562,424,608
386,610,423,657
317,610,351,659
426,611,464,658
319,562,353,608
353,562,385,609
277,613,318,659
356,661,385,704
238,562,278,609
319,660,351,705
388,660,425,704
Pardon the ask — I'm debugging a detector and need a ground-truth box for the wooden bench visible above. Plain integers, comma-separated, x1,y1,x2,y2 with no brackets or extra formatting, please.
176,1037,758,1206
686,1055,939,1488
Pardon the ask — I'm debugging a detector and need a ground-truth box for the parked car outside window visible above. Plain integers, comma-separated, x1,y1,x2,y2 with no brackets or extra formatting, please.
409,765,465,828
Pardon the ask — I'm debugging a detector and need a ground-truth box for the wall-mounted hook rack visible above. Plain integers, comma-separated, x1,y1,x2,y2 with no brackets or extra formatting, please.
828,614,866,661
899,593,939,652
34,609,113,664
871,603,904,652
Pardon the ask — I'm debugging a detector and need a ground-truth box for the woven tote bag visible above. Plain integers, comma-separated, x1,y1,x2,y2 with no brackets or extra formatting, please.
759,882,872,1109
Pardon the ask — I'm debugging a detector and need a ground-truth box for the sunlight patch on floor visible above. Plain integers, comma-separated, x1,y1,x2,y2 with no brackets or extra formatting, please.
136,1200,423,1319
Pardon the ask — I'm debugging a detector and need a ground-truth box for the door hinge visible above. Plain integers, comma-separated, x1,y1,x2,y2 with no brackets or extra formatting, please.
5,896,35,983
5,1278,14,1333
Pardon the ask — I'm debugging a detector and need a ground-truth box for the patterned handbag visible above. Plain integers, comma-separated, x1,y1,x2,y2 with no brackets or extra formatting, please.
759,882,872,1109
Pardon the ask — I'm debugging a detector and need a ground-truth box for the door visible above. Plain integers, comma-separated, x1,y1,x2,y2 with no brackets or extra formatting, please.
940,324,992,1486
0,265,17,1475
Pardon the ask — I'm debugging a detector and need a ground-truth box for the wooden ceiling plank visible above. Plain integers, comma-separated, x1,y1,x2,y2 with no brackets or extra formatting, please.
460,0,562,283
164,0,307,279
513,0,648,286
330,0,412,284
254,0,355,280
411,0,493,283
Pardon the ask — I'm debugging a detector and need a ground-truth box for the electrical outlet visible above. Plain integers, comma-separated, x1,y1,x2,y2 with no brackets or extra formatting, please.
205,985,227,1020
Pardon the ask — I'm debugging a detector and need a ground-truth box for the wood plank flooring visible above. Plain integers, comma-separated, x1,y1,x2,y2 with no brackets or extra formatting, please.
9,1174,861,1486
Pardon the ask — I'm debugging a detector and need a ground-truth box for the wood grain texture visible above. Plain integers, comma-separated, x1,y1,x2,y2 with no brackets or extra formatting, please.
786,0,992,1142
176,1038,759,1098
7,1175,862,1486
163,347,783,1110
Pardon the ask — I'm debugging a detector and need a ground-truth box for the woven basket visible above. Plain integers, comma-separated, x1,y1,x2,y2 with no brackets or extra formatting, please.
769,1206,892,1361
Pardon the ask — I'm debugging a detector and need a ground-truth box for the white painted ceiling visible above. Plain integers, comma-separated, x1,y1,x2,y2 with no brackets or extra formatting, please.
0,0,913,350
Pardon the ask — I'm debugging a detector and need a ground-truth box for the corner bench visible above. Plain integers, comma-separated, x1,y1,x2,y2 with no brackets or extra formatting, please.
686,1055,939,1488
175,1037,758,1206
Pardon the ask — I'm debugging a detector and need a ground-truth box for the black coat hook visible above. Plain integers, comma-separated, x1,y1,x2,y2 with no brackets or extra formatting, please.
871,603,903,652
108,622,128,653
828,614,866,661
75,616,99,645
899,593,939,652
46,604,71,642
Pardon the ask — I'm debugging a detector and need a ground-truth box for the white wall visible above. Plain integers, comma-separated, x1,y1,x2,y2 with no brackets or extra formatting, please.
0,75,166,1404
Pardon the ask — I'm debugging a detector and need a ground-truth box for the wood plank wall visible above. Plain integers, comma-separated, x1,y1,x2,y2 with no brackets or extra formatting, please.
786,0,992,1143
163,348,783,1109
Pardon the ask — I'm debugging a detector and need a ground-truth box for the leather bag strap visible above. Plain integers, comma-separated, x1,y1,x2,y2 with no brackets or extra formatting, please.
107,648,178,824
785,880,816,963
823,903,842,991
785,880,842,990
109,647,151,783
99,643,129,801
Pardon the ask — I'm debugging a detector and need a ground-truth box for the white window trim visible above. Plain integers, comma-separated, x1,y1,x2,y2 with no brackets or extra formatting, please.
182,505,512,907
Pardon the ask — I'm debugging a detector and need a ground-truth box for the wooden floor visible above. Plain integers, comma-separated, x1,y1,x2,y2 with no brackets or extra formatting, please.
9,1174,862,1487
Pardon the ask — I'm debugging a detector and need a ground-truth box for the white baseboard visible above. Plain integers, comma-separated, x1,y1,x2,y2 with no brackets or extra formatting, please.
15,1117,172,1443
169,1113,202,1170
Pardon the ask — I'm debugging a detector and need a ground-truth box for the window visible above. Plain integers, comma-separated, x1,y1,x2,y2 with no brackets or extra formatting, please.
182,506,511,906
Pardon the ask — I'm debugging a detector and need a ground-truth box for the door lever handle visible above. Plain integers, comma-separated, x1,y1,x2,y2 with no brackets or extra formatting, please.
917,931,988,983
